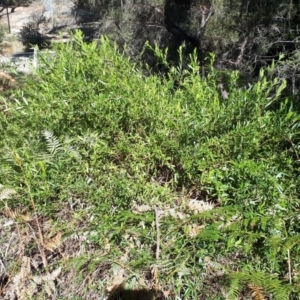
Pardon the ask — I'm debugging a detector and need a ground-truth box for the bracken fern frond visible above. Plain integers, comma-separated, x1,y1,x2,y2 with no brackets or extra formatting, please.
228,271,291,300
283,235,300,252
0,185,17,201
42,130,63,155
248,283,266,300
227,277,242,300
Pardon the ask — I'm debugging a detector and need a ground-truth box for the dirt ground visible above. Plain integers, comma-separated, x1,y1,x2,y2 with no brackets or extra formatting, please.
0,0,77,55
0,0,75,33
0,2,43,34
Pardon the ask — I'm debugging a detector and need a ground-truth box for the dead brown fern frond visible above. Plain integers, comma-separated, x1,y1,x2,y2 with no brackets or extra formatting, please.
4,206,32,222
248,283,266,300
43,232,62,252
0,72,16,91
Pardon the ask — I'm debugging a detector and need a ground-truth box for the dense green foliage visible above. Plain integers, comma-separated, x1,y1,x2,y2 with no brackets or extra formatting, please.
1,31,300,298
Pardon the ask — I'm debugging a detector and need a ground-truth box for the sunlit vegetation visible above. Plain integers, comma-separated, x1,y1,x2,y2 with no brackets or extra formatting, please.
1,31,300,299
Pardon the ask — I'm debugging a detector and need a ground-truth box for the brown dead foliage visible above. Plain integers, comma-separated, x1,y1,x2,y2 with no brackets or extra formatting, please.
0,71,16,91
0,198,116,299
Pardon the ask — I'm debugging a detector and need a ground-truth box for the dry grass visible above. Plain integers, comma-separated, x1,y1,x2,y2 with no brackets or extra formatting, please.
1,30,24,55
0,71,16,91
0,205,93,299
0,192,166,299
0,39,24,55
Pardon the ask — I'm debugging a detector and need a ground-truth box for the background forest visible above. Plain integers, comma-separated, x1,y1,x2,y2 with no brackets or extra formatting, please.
1,0,300,299
71,0,300,98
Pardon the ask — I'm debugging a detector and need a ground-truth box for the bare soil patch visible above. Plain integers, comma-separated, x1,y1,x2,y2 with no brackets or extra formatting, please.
0,0,90,56
0,2,44,35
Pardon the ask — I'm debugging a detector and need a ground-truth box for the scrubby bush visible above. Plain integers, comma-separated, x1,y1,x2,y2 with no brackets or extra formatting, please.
18,22,44,49
1,31,300,298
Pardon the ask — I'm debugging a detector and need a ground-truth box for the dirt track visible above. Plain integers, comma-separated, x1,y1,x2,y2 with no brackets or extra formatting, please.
1,0,76,36
0,2,44,34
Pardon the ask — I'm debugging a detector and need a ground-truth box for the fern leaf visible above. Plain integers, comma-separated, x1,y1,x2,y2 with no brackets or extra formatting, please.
0,187,17,201
42,130,62,154
229,271,291,300
248,284,266,300
43,233,62,252
283,235,300,252
227,277,242,300
4,206,31,221
65,144,80,159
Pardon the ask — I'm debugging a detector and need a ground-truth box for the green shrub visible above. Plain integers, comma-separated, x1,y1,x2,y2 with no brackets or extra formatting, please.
1,31,300,298
18,22,44,49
